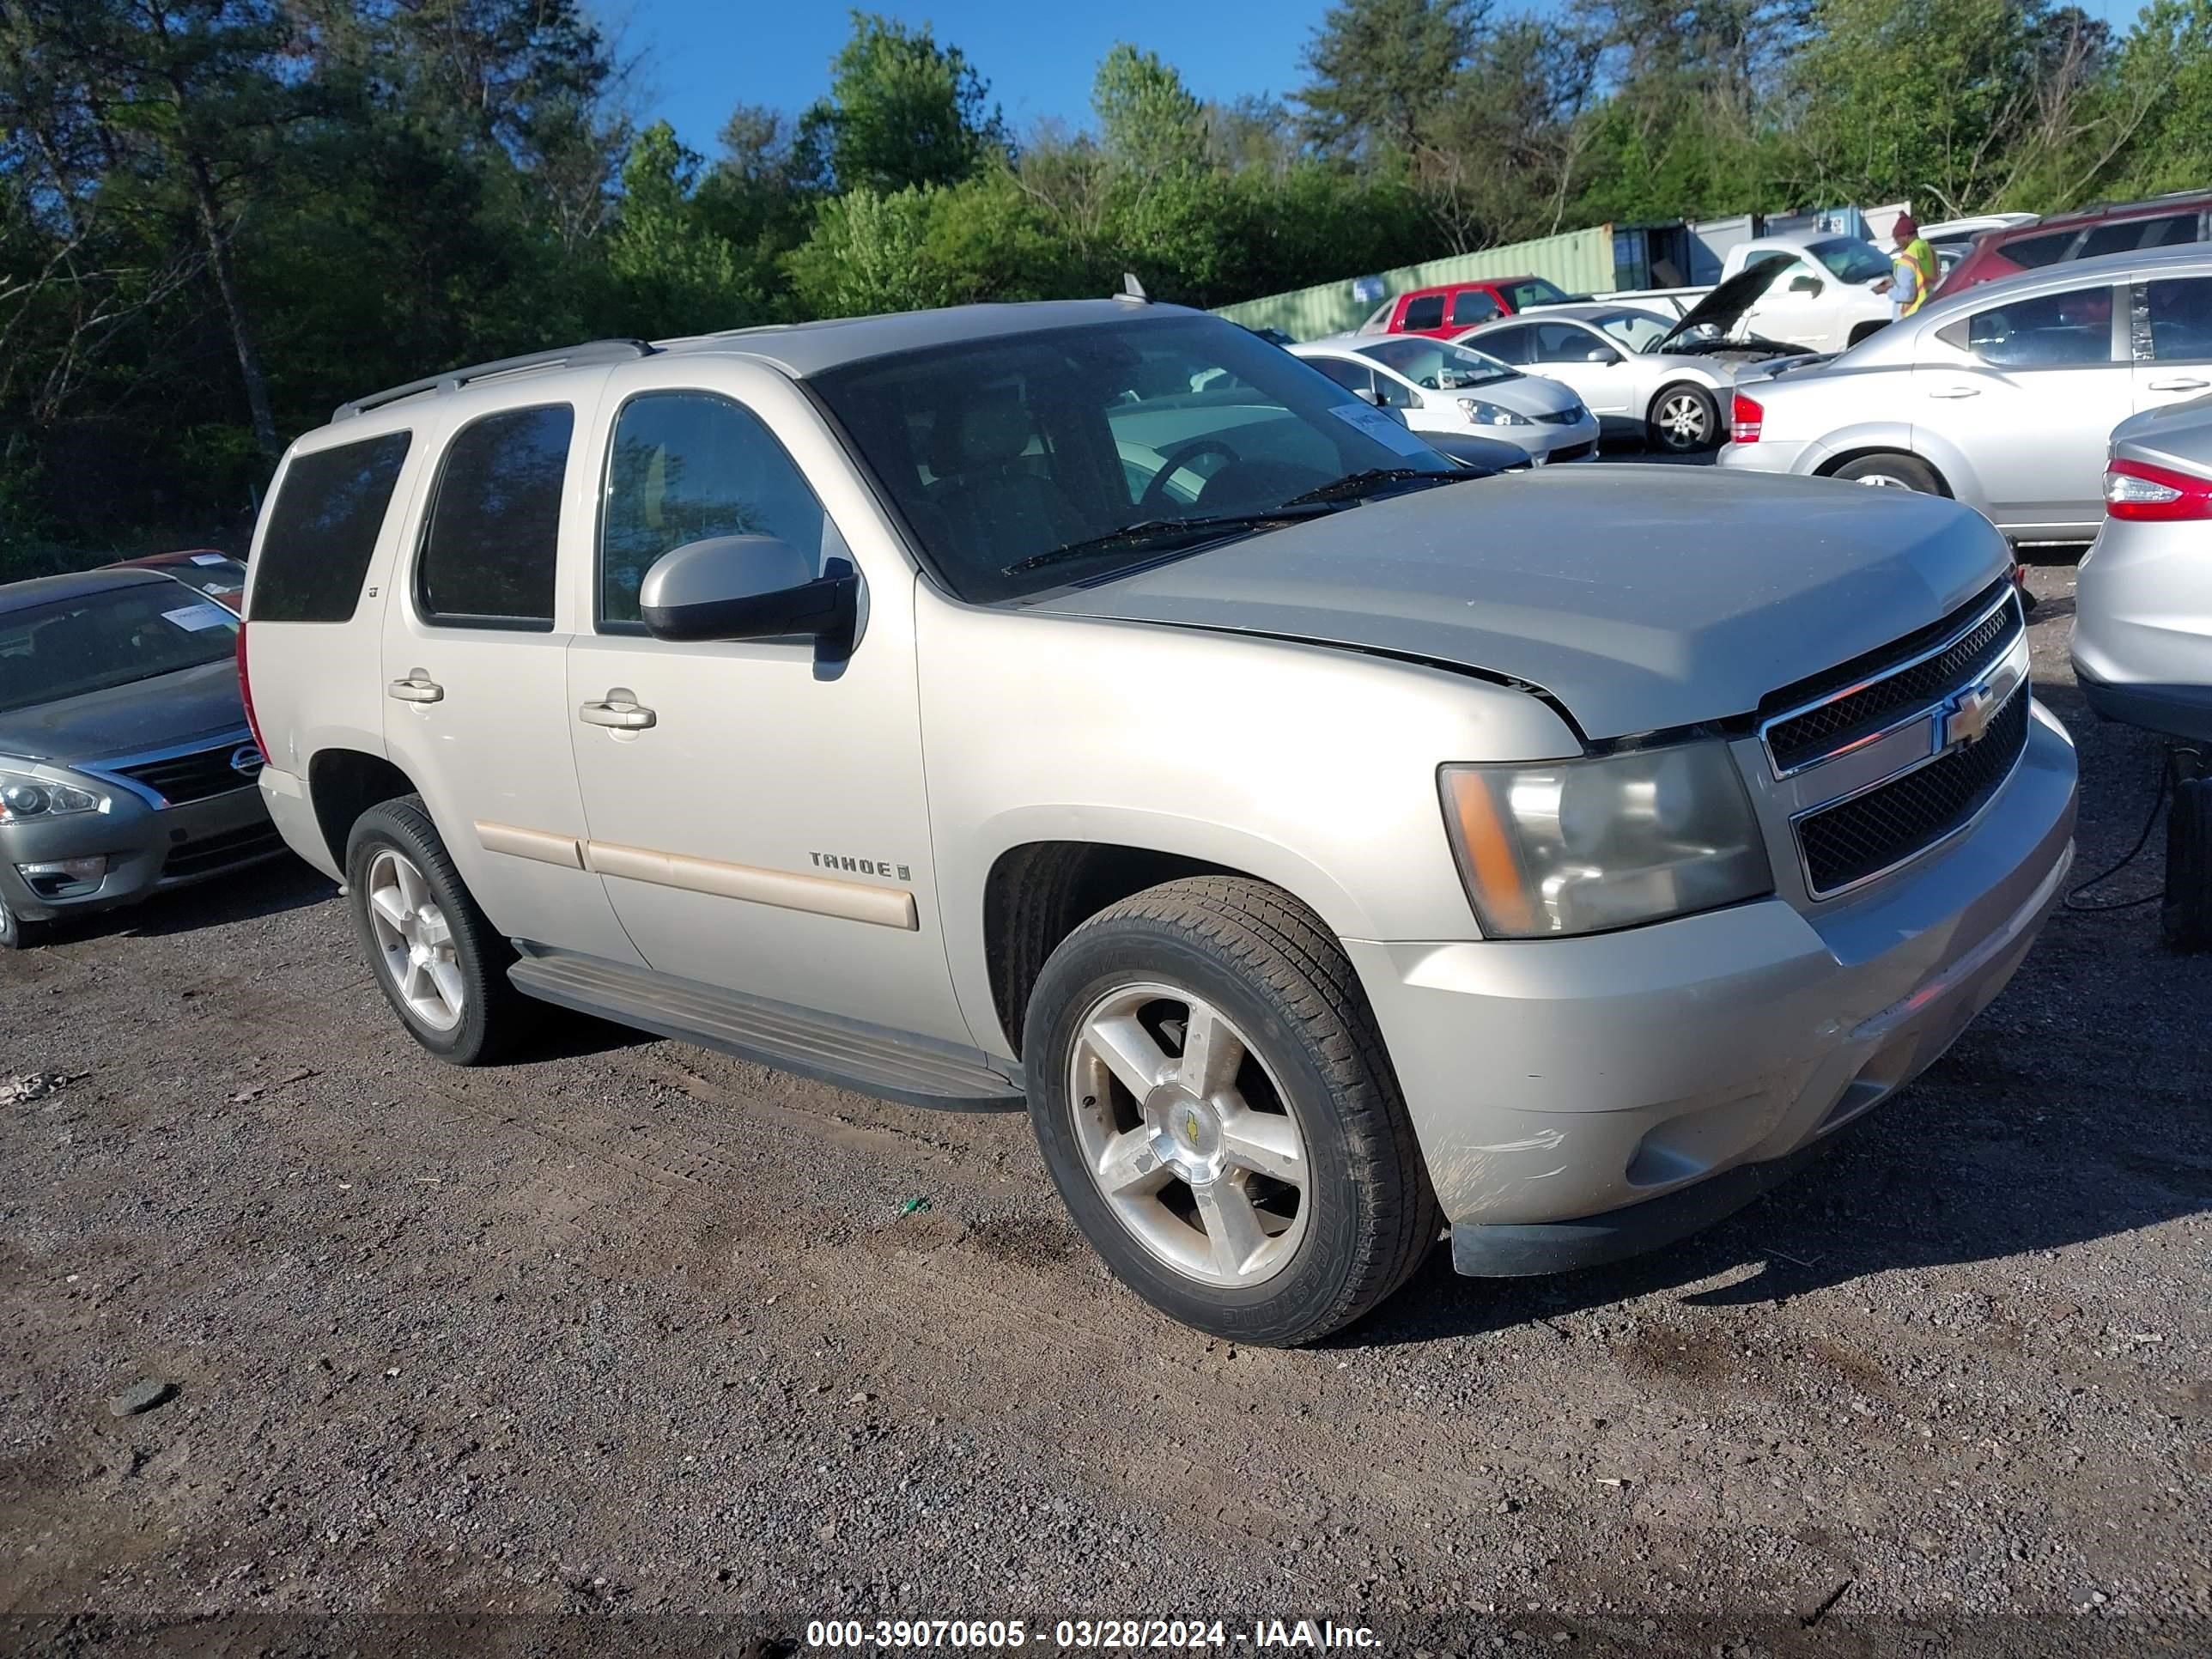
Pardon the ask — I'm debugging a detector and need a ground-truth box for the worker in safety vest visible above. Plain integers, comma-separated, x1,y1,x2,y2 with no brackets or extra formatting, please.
1887,214,1939,317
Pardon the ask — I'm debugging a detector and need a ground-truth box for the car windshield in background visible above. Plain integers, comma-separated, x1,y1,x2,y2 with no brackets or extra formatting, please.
1595,311,1673,353
1810,239,1892,284
1503,278,1568,308
1361,337,1517,391
807,315,1451,604
0,583,239,714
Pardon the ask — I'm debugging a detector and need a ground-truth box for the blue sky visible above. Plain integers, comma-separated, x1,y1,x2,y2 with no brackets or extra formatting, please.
607,0,1325,155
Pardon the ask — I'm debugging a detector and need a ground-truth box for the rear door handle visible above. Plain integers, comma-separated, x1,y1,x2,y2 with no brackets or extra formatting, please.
579,698,656,731
2148,377,2210,392
1927,386,1981,399
387,675,443,704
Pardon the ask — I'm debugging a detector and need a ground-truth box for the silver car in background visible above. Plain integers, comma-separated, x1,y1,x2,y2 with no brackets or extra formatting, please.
1719,245,2212,542
1289,337,1600,465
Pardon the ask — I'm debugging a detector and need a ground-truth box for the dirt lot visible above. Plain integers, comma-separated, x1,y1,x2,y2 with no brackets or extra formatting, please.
2,556,2207,1658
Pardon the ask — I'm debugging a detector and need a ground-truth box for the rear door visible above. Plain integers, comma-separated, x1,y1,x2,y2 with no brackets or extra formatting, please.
1917,280,2132,534
2132,273,2212,412
380,395,642,964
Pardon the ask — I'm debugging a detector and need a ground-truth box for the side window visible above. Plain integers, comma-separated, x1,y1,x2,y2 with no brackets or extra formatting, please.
416,404,573,629
599,392,838,629
249,432,411,623
1961,286,2118,368
1401,295,1445,331
1309,356,1375,397
1475,326,1533,366
1531,323,1597,362
1370,370,1415,409
2145,277,2212,362
1998,229,2077,270
1448,289,1500,327
2081,214,2197,259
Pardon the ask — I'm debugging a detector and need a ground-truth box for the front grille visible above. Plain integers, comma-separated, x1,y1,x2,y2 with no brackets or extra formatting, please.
162,821,283,879
1797,687,2030,895
1766,591,2021,774
1535,407,1586,426
1548,441,1595,463
117,742,261,805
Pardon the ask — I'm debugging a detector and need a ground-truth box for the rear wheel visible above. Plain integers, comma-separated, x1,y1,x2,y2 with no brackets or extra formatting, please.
345,794,532,1065
1833,453,1943,494
1647,383,1719,453
1023,876,1439,1346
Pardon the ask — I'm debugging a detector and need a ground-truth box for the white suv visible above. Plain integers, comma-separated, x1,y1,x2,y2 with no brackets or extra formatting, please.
243,300,2076,1344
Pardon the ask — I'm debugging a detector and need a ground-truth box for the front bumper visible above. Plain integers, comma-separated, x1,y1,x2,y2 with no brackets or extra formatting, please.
1525,415,1601,465
1347,703,2076,1273
0,772,283,924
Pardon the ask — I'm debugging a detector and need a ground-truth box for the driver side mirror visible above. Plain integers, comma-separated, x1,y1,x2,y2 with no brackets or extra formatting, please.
1788,274,1824,295
1583,345,1622,363
640,535,858,660
1363,387,1390,409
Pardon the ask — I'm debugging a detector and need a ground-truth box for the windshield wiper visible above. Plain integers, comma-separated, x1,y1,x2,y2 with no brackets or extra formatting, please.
1279,467,1472,507
1002,507,1334,575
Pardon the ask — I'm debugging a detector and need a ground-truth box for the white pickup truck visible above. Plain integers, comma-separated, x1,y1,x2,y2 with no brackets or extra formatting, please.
1548,232,1901,352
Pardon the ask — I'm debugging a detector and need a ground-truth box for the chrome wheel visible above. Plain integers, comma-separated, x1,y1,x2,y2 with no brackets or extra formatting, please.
1066,982,1309,1287
364,848,464,1032
1656,390,1711,449
1853,471,1912,489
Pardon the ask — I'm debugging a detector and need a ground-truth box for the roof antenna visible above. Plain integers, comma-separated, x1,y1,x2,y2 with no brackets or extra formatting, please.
1114,272,1150,305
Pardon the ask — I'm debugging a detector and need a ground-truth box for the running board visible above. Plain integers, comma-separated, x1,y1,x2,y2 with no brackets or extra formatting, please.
507,948,1026,1112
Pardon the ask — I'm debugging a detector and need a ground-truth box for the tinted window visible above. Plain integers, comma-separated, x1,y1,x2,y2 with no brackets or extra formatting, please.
1308,356,1374,395
1503,278,1568,309
1475,325,1534,366
416,405,573,629
1531,322,1603,362
809,315,1448,605
1999,230,2076,270
2081,214,2200,259
1963,286,2117,367
250,433,410,623
2146,277,2212,362
600,392,839,628
1401,295,1445,331
1449,289,1500,326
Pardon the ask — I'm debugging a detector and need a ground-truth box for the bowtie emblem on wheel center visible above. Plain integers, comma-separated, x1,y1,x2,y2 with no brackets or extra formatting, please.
1146,1083,1224,1182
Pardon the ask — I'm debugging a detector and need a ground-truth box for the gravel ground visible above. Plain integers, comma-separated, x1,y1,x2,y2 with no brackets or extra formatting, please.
2,554,2206,1659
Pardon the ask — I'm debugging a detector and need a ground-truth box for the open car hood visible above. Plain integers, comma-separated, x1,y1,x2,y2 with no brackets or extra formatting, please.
1653,257,1797,354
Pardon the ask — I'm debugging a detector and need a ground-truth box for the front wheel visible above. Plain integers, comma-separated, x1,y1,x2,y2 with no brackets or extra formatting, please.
1022,877,1438,1346
345,794,532,1065
0,890,46,951
1832,453,1943,494
1647,383,1719,453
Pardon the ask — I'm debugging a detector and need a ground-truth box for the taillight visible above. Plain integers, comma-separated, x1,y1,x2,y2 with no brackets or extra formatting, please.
236,622,269,763
2105,458,2212,521
1730,391,1764,443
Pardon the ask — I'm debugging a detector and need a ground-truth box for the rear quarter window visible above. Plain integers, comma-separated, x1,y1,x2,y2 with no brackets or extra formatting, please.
248,432,412,623
1996,229,2078,270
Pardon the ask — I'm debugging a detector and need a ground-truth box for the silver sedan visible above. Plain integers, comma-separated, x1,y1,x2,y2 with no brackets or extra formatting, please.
1719,244,2212,542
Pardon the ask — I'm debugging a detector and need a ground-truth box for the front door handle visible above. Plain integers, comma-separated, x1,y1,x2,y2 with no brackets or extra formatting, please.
1927,386,1981,399
388,674,443,704
2148,377,2210,392
579,697,656,731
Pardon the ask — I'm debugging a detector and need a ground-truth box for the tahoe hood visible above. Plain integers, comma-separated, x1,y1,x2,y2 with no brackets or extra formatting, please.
1033,466,2012,742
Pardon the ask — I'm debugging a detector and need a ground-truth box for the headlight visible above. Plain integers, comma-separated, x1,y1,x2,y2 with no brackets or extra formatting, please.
1439,744,1771,937
1458,398,1531,427
0,768,108,823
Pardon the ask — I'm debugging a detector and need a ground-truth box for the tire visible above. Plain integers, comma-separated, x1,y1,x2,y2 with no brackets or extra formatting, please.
0,890,46,951
1022,876,1439,1346
1832,453,1943,494
2163,774,2212,953
344,793,532,1065
1646,383,1719,453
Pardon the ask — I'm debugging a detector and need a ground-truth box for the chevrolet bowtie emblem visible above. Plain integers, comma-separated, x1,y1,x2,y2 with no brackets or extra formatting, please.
1942,680,1999,750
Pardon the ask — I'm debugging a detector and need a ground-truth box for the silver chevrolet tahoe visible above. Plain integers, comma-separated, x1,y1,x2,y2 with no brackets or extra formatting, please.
242,300,2077,1345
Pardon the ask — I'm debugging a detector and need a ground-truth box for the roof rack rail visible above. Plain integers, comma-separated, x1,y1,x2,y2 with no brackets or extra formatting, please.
332,338,659,422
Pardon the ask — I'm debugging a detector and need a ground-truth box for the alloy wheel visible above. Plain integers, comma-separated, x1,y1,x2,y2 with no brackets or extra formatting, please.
1066,982,1310,1287
1656,392,1711,449
364,848,465,1032
1852,471,1913,489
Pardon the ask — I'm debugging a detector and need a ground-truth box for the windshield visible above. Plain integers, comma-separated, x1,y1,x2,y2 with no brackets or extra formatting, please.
155,555,247,606
1593,311,1673,353
1360,337,1517,390
1809,239,1892,284
0,582,239,714
1502,277,1568,309
808,315,1451,603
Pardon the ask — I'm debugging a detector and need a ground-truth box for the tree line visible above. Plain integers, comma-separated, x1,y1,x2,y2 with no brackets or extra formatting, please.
4,0,2209,568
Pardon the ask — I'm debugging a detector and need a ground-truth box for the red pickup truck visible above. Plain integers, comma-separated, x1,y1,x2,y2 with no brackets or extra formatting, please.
1375,275,1575,337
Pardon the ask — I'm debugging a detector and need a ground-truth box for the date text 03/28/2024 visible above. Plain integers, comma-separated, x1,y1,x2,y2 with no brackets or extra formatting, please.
804,1620,1380,1650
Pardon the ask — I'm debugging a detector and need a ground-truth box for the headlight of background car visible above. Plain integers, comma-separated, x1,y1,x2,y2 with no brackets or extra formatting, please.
0,768,108,823
1457,398,1531,427
1439,744,1771,938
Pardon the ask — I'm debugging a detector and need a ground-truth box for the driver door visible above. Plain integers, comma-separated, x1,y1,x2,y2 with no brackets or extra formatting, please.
1527,321,1635,418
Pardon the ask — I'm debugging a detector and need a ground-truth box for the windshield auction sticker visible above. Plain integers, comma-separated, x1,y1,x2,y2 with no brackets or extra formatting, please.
161,602,234,633
1325,402,1437,459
